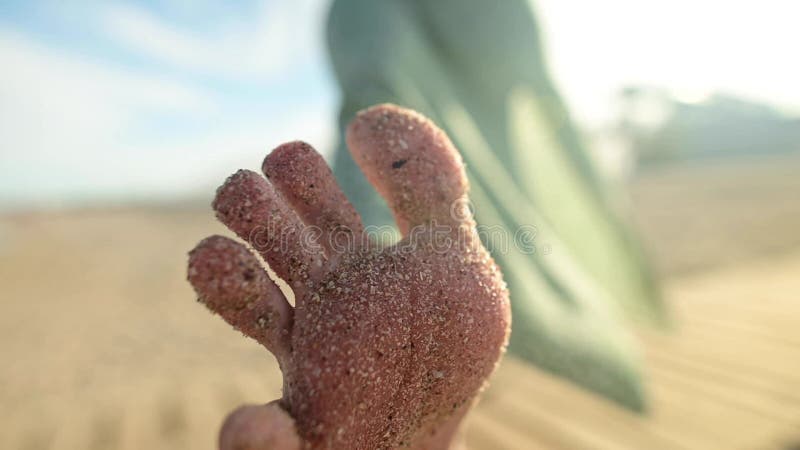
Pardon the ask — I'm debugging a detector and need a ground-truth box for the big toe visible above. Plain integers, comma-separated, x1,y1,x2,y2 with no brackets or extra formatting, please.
346,104,469,235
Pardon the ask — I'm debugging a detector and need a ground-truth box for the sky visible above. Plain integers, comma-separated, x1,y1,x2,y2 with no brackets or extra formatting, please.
0,0,798,210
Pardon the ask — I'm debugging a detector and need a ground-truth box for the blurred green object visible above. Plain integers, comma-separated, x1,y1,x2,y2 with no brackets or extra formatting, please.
327,0,665,411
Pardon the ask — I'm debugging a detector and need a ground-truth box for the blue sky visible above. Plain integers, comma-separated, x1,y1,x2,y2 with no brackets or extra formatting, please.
1,0,798,210
0,0,337,209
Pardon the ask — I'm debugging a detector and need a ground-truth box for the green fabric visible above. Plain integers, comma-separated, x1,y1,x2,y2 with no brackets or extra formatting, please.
326,0,666,411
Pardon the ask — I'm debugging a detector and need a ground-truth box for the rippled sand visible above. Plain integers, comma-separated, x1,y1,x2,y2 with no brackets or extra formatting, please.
2,153,799,449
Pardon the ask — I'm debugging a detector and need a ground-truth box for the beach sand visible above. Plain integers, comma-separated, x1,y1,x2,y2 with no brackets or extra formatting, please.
2,153,799,449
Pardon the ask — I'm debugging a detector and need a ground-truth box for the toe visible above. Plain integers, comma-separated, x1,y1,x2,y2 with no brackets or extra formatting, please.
346,104,469,235
213,169,326,291
188,235,292,360
263,141,365,259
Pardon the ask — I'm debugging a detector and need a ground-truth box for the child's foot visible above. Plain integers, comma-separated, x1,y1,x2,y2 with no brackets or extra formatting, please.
188,104,510,449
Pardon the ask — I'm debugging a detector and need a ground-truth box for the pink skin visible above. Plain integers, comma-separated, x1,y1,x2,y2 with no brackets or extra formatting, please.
187,104,511,449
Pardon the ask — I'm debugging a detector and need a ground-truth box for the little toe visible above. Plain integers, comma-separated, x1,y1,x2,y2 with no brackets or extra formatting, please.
188,235,292,360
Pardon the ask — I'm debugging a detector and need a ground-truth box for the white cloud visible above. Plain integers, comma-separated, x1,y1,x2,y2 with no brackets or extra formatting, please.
102,0,328,80
0,29,214,170
113,110,336,200
0,28,334,210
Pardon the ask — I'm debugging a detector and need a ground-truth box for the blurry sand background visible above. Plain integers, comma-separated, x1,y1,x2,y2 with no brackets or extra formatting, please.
2,152,800,449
